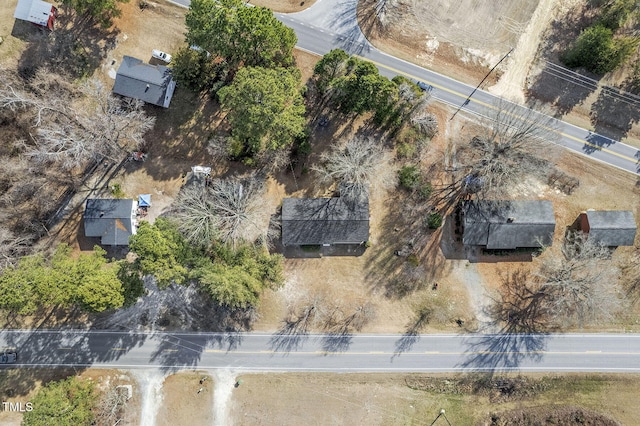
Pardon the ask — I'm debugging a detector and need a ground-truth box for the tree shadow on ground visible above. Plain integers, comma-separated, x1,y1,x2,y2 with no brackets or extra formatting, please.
526,62,599,116
589,87,640,144
457,331,548,373
327,0,371,55
364,187,452,299
141,91,225,183
524,2,599,115
320,331,353,353
17,11,119,80
0,329,149,396
392,315,423,360
150,332,242,374
269,321,309,354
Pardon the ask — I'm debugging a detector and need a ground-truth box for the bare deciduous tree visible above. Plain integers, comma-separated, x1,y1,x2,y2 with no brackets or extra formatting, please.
313,136,386,199
491,233,625,330
94,386,129,426
375,0,399,28
0,72,154,170
454,100,559,197
411,111,439,138
170,175,267,247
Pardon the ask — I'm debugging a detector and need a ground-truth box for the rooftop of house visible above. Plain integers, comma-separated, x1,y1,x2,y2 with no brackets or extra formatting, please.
112,56,173,107
585,210,637,246
282,197,369,246
84,199,135,246
463,200,556,249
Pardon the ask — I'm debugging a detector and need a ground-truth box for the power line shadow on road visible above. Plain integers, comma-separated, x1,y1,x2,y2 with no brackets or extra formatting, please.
456,332,548,374
150,332,242,373
0,330,149,396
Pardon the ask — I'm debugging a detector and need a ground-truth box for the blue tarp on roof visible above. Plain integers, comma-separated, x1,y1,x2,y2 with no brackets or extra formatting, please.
138,194,151,207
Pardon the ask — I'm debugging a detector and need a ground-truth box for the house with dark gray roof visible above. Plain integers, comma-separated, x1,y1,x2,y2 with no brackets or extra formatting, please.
84,199,137,246
282,196,369,256
578,210,637,246
113,56,176,108
462,200,556,250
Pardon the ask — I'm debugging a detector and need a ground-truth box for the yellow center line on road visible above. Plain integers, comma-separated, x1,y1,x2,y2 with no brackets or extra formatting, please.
354,55,639,165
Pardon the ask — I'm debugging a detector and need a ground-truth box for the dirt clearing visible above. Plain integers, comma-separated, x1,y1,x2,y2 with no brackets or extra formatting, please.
230,372,640,425
358,0,541,85
156,371,214,426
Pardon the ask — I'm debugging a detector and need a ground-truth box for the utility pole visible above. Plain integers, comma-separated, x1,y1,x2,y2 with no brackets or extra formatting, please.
429,409,453,426
449,47,514,121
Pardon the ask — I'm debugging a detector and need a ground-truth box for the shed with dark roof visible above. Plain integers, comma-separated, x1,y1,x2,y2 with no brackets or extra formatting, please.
462,200,556,250
282,197,369,248
112,56,176,108
579,210,637,246
84,199,137,246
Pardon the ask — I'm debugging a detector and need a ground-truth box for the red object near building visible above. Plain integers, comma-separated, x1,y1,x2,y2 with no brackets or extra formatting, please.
14,0,58,30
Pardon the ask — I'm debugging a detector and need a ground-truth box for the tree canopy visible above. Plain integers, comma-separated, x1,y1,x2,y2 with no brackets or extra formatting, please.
0,245,124,314
129,218,190,288
218,66,306,158
186,0,296,72
128,218,284,309
331,57,398,116
61,0,129,31
191,243,283,309
562,24,637,75
22,377,97,426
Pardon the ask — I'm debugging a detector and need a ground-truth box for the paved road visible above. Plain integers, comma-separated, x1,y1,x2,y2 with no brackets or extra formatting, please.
166,0,639,174
2,330,640,372
277,1,640,175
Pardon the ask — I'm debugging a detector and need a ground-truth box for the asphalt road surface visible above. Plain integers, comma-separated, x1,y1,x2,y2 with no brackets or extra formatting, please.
2,330,640,372
277,2,640,175
165,0,640,174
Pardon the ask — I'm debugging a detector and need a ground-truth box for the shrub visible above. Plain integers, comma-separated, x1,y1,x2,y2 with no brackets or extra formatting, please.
561,24,637,74
426,212,443,229
398,165,420,189
418,182,433,200
397,142,417,159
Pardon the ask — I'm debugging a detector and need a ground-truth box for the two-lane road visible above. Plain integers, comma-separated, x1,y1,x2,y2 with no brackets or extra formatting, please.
3,330,640,372
276,4,640,175
165,0,640,174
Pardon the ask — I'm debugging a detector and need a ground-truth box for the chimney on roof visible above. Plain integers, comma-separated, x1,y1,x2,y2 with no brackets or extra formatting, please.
507,217,516,223
145,84,150,92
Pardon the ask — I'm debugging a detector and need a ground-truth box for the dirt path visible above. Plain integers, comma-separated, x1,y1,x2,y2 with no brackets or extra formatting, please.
489,0,560,102
450,260,496,332
213,369,238,426
132,370,167,426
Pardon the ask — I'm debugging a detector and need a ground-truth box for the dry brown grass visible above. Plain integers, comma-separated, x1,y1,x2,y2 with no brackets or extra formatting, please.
156,372,214,426
230,372,640,425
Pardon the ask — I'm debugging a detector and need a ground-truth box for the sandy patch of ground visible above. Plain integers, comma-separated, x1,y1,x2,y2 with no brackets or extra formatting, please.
156,371,214,426
358,0,541,85
489,0,558,102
